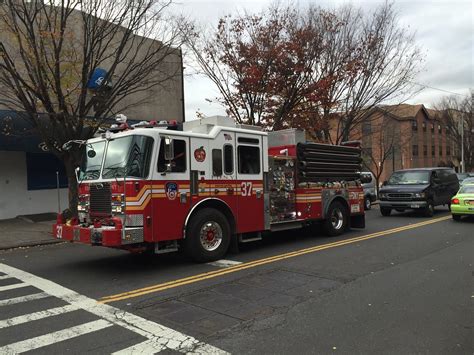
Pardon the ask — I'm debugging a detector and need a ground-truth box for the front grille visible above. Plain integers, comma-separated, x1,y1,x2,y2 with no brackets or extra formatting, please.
89,183,111,216
387,193,413,200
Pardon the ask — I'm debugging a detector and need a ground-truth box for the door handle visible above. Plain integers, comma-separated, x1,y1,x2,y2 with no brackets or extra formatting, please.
256,189,262,199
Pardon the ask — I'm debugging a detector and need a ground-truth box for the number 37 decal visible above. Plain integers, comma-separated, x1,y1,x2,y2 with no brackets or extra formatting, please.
240,182,253,196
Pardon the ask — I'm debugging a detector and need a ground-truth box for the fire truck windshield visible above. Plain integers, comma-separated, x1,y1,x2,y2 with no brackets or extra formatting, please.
79,141,106,180
101,135,154,179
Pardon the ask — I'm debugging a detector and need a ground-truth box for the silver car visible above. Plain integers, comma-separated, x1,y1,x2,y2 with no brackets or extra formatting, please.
361,172,377,210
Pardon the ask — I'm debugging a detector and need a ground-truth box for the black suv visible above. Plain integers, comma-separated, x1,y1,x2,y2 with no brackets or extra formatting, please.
379,168,459,217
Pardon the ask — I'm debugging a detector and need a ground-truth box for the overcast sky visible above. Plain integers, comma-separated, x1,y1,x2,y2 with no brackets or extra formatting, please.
172,0,473,121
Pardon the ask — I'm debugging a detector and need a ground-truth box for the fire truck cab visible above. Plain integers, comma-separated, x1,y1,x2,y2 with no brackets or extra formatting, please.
55,116,365,262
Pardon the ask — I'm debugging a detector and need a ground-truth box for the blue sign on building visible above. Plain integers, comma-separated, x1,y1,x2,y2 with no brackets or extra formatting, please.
86,68,108,90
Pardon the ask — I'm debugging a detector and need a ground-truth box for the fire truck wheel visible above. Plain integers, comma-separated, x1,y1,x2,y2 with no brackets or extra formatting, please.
184,208,231,263
322,201,348,237
364,196,372,210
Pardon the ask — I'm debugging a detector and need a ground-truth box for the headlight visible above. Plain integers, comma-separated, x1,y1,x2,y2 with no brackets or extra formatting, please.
414,192,425,198
111,205,123,213
379,193,387,199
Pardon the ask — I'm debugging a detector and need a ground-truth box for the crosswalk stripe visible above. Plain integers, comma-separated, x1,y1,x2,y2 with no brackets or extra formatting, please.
112,338,166,354
0,263,227,354
0,304,78,329
0,319,113,354
0,282,29,292
0,275,12,280
0,292,50,306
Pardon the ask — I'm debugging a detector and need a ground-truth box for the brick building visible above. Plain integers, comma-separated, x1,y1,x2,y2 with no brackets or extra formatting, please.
347,104,459,184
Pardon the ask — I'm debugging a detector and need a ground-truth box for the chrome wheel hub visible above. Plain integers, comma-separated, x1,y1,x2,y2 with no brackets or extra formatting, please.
331,209,344,230
199,221,223,251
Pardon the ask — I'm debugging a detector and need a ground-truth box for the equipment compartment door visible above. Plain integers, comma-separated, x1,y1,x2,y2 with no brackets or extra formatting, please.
236,133,264,233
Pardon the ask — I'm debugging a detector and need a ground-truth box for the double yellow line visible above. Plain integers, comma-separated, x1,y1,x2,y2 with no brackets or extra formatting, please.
99,215,451,304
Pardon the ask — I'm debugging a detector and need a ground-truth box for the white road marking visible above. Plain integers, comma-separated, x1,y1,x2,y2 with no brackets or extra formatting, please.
208,259,243,268
0,292,50,306
0,263,228,354
0,275,12,280
0,304,78,329
0,282,29,292
0,319,113,354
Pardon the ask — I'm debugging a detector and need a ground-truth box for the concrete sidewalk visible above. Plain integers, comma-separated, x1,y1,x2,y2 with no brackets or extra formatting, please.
0,213,62,250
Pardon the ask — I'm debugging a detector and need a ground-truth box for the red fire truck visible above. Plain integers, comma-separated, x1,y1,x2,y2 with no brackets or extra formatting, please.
54,116,366,262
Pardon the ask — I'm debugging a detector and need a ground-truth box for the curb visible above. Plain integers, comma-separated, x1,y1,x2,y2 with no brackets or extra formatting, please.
0,239,65,251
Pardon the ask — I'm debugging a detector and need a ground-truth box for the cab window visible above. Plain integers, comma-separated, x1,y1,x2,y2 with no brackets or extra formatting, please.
238,145,260,174
212,149,223,176
157,139,186,173
224,145,234,175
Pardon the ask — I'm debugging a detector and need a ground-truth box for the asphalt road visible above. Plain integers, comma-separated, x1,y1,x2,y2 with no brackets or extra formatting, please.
0,206,472,354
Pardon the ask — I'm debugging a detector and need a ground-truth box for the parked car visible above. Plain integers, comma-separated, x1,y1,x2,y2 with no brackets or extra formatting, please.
450,183,474,221
379,168,459,217
361,172,377,210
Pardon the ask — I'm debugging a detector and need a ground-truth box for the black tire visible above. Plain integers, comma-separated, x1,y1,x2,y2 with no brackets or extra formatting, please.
322,201,348,237
452,214,461,221
184,208,231,263
424,201,434,217
364,196,372,211
380,207,391,216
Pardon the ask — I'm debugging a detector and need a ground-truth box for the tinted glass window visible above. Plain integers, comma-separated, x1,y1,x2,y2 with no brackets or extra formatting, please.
460,185,474,193
238,146,260,174
157,139,186,173
212,149,223,176
361,173,372,183
388,171,430,185
224,145,233,175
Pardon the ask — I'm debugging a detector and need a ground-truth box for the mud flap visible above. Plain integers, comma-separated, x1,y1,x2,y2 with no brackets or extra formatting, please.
350,214,365,229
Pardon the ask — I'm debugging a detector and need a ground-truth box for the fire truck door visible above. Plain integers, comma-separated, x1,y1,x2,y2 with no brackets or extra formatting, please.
236,133,264,233
210,131,238,217
153,135,191,241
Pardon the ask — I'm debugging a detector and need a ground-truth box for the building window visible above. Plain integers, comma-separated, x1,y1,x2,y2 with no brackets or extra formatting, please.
423,145,428,156
362,121,372,135
422,122,427,132
238,146,260,174
431,145,435,156
447,145,451,156
412,145,419,156
438,124,442,133
431,124,434,132
26,153,68,190
439,146,442,156
212,149,223,176
223,145,234,175
412,120,418,131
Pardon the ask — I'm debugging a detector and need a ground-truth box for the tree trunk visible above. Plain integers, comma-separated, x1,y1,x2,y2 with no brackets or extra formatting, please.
63,154,79,217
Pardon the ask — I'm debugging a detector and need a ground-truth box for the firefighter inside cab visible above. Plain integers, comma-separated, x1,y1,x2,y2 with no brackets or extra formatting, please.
56,115,367,262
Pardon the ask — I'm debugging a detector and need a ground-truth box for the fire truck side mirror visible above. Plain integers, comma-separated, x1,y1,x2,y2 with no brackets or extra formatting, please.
163,136,174,161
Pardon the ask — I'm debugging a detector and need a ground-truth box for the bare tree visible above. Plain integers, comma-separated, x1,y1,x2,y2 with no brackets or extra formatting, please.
0,0,187,214
315,2,423,144
435,91,474,172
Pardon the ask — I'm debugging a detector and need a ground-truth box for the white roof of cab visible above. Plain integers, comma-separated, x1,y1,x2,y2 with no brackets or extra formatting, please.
88,116,266,143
